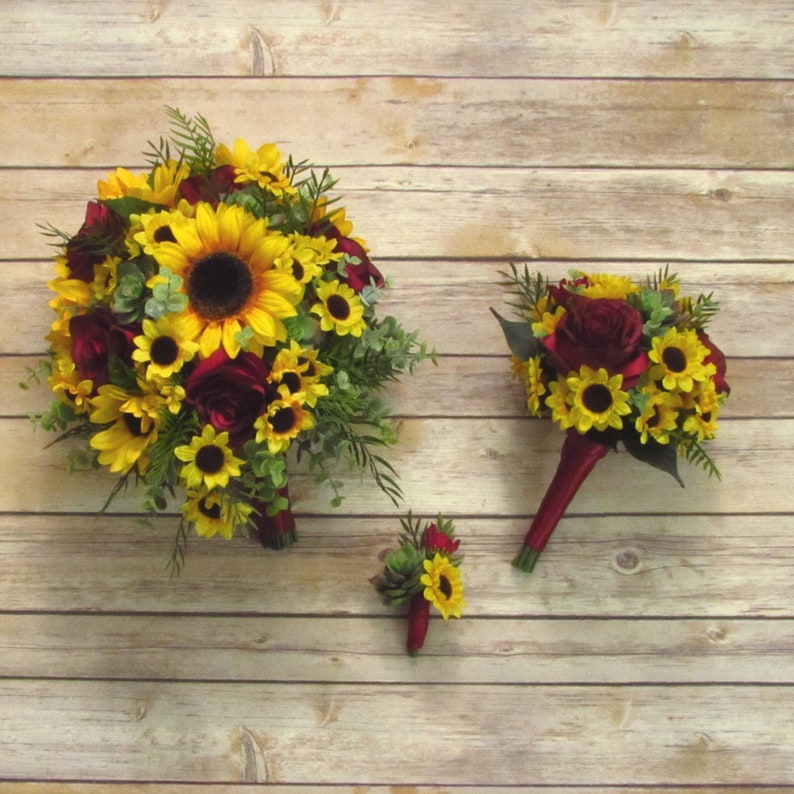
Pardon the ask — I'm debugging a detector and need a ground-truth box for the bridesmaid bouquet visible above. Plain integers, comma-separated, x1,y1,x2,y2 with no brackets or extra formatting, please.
32,108,432,573
493,266,730,573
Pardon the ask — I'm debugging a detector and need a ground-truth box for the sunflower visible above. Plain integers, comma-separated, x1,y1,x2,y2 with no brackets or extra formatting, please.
648,328,714,393
582,273,640,300
545,375,575,430
174,424,244,490
634,386,682,444
310,279,366,337
132,316,200,380
88,384,159,475
524,355,547,417
567,365,631,433
682,380,721,441
152,202,302,358
97,160,190,207
131,205,194,257
420,553,465,620
254,393,315,454
530,305,566,338
269,342,330,407
215,138,295,196
182,489,253,540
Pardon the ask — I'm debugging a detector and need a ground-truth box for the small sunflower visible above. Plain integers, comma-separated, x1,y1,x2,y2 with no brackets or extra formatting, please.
97,160,190,207
132,316,200,380
88,385,159,475
649,328,715,393
420,553,465,620
545,375,575,430
634,387,682,444
682,380,721,441
530,304,566,338
182,489,253,540
174,425,244,490
131,205,194,257
269,342,330,407
254,393,315,455
215,138,295,196
152,202,302,358
310,279,366,337
524,355,547,417
567,365,631,433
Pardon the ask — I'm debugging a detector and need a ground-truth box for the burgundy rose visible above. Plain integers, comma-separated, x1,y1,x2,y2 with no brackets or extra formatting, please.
70,309,138,390
424,523,460,555
542,293,648,387
185,349,272,448
178,165,242,207
65,201,126,282
698,331,730,395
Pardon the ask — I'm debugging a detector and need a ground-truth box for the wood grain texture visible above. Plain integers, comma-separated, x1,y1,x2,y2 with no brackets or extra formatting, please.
2,0,793,788
2,681,794,785
3,0,794,78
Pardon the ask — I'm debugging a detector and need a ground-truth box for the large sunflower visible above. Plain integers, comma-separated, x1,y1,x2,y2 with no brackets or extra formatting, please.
152,203,302,358
420,553,465,620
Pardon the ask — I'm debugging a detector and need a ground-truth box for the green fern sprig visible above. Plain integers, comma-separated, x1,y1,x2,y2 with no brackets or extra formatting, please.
680,439,722,480
498,263,550,320
145,106,217,173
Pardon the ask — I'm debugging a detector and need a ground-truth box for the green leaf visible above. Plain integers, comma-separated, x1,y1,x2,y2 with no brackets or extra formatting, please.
490,308,540,361
101,196,165,221
622,432,684,487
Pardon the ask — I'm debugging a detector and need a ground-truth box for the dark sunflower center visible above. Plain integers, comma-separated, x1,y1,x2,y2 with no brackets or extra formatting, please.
326,294,351,321
439,574,453,600
123,413,145,436
662,346,687,373
188,252,254,320
299,357,316,377
153,225,176,243
280,371,301,394
195,444,225,474
270,406,297,434
199,499,222,520
702,411,712,422
150,335,179,366
292,261,305,281
582,383,613,414
646,406,661,428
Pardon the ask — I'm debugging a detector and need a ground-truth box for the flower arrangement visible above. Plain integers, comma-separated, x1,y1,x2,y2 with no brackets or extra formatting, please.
371,514,465,656
493,266,730,573
31,108,433,573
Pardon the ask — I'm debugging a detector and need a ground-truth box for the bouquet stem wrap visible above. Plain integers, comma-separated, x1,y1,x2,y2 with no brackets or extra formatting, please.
253,486,296,550
513,429,610,573
406,592,431,657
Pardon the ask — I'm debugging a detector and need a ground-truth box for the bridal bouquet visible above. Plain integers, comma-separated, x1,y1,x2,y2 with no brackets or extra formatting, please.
493,266,730,573
33,108,432,573
372,513,465,656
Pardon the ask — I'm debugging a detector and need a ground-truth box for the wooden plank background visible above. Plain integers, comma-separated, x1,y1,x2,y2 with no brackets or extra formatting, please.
1,1,793,790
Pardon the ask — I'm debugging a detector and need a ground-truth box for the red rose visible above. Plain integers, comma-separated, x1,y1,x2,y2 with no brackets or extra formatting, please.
542,293,648,387
185,349,273,448
69,309,138,390
65,201,126,282
698,331,730,395
178,165,242,207
424,523,460,554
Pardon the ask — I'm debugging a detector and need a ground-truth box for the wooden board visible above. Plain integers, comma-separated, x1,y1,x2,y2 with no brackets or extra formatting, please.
1,0,792,789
